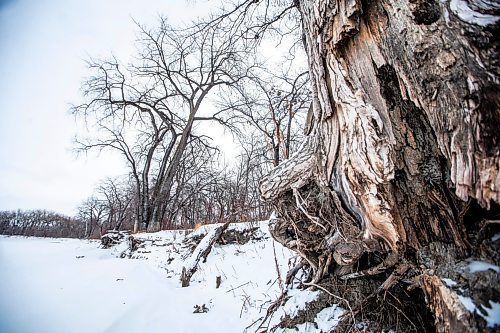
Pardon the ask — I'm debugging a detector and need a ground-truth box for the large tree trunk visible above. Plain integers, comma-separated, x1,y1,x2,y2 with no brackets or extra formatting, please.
261,1,499,331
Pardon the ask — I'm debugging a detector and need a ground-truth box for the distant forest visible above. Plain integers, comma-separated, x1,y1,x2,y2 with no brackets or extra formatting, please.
0,210,84,238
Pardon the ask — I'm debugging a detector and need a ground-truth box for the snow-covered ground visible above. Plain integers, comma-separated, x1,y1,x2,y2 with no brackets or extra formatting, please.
2,221,498,332
0,221,311,333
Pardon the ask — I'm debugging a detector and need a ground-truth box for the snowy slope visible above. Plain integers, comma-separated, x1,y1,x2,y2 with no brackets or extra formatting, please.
0,221,331,333
3,220,499,333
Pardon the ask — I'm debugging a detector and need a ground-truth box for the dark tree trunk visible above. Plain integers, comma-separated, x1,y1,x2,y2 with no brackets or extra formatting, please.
260,1,499,331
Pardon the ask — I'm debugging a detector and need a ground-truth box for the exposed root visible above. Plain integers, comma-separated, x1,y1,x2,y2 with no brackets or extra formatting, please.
285,259,306,285
301,282,356,327
293,188,327,232
263,171,499,332
252,291,288,333
264,182,437,332
270,181,365,285
340,252,399,281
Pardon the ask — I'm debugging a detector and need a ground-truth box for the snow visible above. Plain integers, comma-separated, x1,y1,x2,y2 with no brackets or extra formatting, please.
281,289,321,318
480,301,500,328
492,232,500,242
449,0,499,26
183,227,218,272
458,295,500,328
2,222,339,333
442,278,457,287
280,304,344,333
0,236,194,333
7,221,497,331
312,305,344,332
458,295,477,313
259,285,345,332
467,260,500,273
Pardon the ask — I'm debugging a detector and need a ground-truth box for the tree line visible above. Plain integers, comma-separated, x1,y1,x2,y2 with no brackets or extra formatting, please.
0,210,84,238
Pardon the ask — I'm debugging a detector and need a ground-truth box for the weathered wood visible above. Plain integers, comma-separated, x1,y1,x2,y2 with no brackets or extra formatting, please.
215,276,222,289
419,274,478,333
260,0,499,331
180,221,230,287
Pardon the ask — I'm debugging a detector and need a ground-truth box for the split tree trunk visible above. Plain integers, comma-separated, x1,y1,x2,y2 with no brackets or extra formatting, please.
261,1,498,331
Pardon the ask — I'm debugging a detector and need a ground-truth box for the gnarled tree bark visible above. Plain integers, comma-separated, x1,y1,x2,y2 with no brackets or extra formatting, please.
261,0,499,331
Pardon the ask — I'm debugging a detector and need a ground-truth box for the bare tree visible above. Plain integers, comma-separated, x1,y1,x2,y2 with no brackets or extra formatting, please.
73,16,254,232
77,197,107,238
72,60,177,233
223,69,311,166
96,177,134,232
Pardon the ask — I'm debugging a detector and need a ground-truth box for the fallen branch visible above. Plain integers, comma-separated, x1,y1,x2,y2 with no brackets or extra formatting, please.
180,220,231,287
226,281,251,293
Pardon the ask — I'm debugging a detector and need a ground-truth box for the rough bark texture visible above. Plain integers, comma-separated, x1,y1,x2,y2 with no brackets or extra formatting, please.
260,0,499,331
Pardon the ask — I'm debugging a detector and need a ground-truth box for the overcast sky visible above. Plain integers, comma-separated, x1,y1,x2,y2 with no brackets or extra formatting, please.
0,0,223,215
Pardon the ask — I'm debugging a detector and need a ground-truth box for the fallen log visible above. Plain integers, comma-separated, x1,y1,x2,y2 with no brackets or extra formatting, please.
180,220,231,287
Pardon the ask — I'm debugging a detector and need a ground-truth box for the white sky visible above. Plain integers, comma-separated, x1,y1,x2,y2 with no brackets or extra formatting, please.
0,0,229,216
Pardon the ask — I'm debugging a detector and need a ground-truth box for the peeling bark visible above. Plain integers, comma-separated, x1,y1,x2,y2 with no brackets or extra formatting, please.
261,0,499,331
419,274,478,333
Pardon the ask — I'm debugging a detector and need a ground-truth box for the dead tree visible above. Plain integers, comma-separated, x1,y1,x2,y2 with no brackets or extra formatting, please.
252,0,500,332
